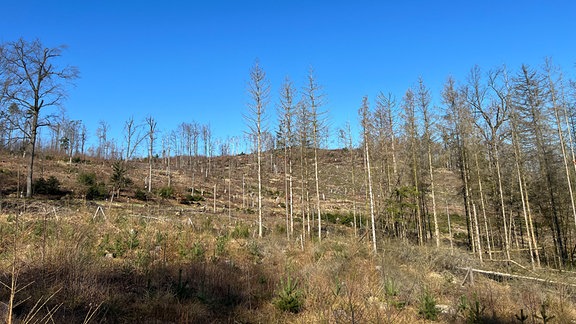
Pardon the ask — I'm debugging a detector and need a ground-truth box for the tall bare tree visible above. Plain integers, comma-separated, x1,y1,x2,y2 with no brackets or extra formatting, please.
467,66,511,261
512,64,566,265
145,116,157,192
201,123,212,177
339,122,358,236
402,88,424,245
441,77,474,250
96,120,109,159
359,96,377,252
304,68,326,242
417,77,440,247
124,116,145,160
278,77,296,238
245,60,269,238
0,39,78,197
296,99,312,239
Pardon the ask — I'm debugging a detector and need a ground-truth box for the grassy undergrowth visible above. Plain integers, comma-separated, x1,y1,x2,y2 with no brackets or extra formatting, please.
0,199,575,323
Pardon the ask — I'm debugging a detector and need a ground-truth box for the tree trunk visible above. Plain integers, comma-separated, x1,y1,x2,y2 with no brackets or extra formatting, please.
474,152,493,259
494,146,511,261
365,136,377,252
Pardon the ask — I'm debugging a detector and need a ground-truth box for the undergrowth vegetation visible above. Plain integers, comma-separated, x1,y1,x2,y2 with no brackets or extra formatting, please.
0,198,574,323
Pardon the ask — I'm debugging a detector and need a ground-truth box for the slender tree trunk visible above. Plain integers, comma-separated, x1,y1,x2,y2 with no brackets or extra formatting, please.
427,138,439,247
413,152,423,245
313,144,321,241
257,131,263,237
458,137,474,250
447,201,454,255
474,152,493,259
347,127,358,237
494,146,511,261
284,138,290,239
300,145,307,242
26,121,38,197
365,137,377,252
511,121,536,269
228,160,232,222
360,97,377,252
473,203,483,263
289,156,294,236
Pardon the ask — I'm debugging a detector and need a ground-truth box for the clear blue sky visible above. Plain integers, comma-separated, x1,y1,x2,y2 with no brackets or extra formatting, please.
2,0,576,153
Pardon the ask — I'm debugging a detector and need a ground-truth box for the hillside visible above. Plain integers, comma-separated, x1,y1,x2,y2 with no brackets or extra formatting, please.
0,149,575,323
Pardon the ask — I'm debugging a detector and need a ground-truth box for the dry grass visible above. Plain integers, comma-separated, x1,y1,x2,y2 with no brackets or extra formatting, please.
0,152,575,323
0,199,575,323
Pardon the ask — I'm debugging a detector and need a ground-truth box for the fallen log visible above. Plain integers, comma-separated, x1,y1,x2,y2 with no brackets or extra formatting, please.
458,267,576,288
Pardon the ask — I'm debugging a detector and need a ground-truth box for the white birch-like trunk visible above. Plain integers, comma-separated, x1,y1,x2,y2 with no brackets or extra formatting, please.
474,153,493,260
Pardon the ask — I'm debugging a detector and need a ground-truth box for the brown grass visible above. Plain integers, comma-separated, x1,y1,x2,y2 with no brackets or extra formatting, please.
0,151,574,323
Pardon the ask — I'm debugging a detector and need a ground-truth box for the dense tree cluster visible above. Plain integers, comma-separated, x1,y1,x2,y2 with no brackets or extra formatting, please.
350,61,576,269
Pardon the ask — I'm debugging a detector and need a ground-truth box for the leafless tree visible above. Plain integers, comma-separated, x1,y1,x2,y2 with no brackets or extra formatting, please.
303,67,327,242
145,116,157,192
402,87,424,245
0,39,78,197
96,120,109,159
359,96,377,252
124,116,146,160
245,60,269,237
417,77,440,247
278,77,296,238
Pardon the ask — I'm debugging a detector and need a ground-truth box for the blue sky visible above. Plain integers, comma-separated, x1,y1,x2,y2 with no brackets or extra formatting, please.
2,0,576,153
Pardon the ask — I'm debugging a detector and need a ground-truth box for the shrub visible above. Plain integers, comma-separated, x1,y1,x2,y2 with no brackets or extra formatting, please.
190,242,206,261
179,193,204,205
33,176,63,195
110,161,133,193
78,172,107,200
78,172,97,187
134,189,148,201
215,235,228,256
419,289,439,321
273,276,304,313
230,223,250,239
157,186,174,199
324,212,354,226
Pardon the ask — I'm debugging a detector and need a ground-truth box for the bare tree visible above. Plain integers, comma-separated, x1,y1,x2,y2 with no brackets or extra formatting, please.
124,116,146,160
296,99,312,239
359,96,377,252
62,119,81,164
544,59,576,235
402,88,424,245
0,39,78,197
417,77,440,247
512,64,566,265
145,116,157,192
245,60,269,238
467,65,511,261
442,76,474,250
304,68,326,242
96,120,109,159
278,77,296,238
201,123,212,177
339,122,358,236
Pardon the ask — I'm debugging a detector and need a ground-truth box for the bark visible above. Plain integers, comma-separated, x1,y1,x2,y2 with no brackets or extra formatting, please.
360,97,377,252
245,61,269,238
2,39,78,197
418,78,439,247
474,152,493,259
